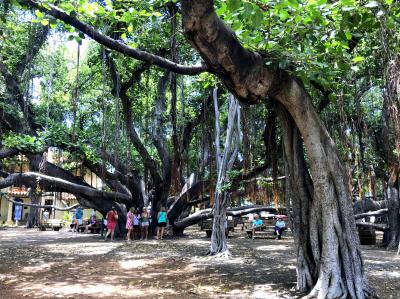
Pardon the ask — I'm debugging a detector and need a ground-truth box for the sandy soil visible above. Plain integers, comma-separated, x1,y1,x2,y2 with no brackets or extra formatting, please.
0,227,399,299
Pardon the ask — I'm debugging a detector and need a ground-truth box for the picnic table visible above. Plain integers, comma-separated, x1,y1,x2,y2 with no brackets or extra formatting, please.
199,219,234,238
87,220,102,234
245,217,287,239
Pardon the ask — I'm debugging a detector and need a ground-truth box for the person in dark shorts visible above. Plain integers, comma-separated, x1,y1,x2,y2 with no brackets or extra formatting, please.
157,207,167,240
140,207,150,240
275,216,286,240
133,209,140,240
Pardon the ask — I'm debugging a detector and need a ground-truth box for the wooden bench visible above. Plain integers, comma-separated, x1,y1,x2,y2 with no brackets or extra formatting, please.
39,219,64,231
200,219,234,238
244,218,275,230
246,226,287,239
245,220,287,239
68,221,86,232
87,220,102,234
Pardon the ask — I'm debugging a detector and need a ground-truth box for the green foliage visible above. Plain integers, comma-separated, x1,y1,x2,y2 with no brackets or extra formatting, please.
3,133,43,152
1,0,399,200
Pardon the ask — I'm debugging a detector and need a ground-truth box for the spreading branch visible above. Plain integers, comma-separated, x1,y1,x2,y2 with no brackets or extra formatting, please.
0,172,132,205
173,205,278,229
21,0,208,75
355,222,388,232
1,192,79,211
354,208,388,220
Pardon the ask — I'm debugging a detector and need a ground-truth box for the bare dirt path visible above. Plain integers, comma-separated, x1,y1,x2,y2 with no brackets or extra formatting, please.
0,227,399,298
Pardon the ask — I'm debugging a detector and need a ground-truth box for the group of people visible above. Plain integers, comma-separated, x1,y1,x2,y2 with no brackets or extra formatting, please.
252,213,286,240
68,207,97,233
70,207,286,241
104,206,168,242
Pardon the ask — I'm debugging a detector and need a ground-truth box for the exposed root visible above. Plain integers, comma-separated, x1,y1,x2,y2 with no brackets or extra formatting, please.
207,249,231,259
302,274,347,299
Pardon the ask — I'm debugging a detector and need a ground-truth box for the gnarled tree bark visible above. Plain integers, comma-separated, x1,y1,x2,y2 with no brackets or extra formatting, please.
181,1,373,297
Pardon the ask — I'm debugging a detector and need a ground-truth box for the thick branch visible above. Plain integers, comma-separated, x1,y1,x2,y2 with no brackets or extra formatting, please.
21,0,207,75
229,164,269,189
106,54,163,184
310,80,332,112
0,172,131,205
354,208,388,220
15,25,50,76
0,148,19,159
173,205,278,229
355,222,388,231
2,192,79,211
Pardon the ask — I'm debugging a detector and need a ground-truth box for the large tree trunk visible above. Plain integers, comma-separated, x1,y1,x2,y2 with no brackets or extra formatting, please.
381,55,400,250
277,81,373,299
181,1,373,297
279,107,316,292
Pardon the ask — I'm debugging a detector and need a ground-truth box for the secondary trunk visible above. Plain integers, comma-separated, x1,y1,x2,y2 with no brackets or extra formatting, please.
276,83,374,299
209,92,240,255
386,168,400,249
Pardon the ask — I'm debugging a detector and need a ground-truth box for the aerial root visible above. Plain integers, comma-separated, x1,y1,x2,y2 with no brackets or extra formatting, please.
301,273,347,299
207,249,231,260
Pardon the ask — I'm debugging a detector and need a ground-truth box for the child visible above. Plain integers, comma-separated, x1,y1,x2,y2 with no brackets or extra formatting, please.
140,207,149,240
156,207,167,240
126,207,134,241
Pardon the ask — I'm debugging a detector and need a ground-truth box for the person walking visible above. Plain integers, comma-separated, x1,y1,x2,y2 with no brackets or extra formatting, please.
156,207,167,240
126,207,134,242
104,206,118,241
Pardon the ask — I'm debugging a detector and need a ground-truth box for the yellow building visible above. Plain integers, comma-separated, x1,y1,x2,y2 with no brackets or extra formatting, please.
0,148,104,225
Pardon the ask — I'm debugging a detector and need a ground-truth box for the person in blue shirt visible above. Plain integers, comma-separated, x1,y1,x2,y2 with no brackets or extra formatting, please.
275,216,286,240
252,214,263,239
74,207,83,232
156,207,167,240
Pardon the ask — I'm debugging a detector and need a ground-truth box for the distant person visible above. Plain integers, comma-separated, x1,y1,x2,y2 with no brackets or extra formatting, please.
126,207,134,242
69,212,75,232
85,210,97,233
275,216,286,240
74,207,83,232
104,206,118,241
156,207,167,240
43,210,50,222
140,207,150,240
252,214,263,240
133,209,141,240
14,201,22,226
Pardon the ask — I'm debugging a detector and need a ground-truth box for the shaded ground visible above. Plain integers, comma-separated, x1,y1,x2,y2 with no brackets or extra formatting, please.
0,227,399,298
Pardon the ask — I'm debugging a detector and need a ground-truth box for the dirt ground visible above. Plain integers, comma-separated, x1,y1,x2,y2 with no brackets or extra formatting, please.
0,227,399,299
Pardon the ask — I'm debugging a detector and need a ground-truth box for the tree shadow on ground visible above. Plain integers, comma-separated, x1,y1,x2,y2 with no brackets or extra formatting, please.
0,227,398,298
